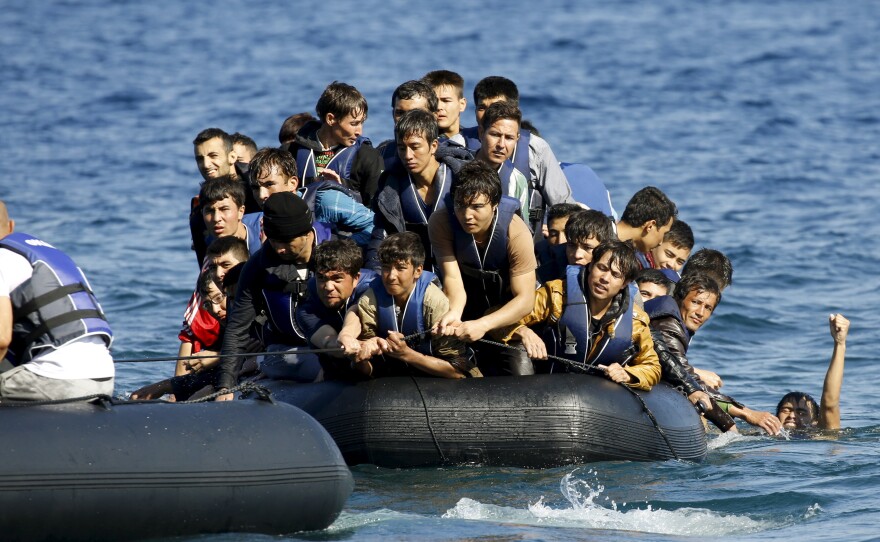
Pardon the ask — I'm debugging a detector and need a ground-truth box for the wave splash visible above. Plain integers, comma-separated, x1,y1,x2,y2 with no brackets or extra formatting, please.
443,469,771,536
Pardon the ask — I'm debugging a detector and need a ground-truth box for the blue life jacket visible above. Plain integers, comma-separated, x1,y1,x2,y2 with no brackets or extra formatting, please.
0,233,113,364
559,162,618,220
552,265,634,372
295,137,369,202
294,268,377,339
372,271,437,356
644,295,691,347
446,194,520,320
261,222,334,342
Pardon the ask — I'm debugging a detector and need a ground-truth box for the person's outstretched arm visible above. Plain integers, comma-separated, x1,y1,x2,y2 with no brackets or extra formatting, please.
819,313,849,430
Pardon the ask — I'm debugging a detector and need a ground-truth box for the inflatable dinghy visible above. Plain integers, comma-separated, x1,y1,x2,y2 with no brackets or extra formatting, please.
263,373,707,468
0,398,353,541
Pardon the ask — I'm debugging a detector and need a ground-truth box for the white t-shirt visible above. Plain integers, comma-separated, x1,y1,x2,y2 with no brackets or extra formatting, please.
0,248,114,380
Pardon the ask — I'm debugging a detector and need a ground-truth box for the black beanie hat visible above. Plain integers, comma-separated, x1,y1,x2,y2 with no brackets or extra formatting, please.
262,192,313,241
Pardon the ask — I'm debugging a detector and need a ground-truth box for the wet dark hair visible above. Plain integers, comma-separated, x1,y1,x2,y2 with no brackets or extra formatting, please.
248,147,298,184
474,76,519,106
480,101,521,132
453,160,502,208
379,231,425,268
230,133,257,156
422,70,465,98
391,80,438,114
673,272,722,306
313,238,363,276
205,235,249,264
316,81,368,122
589,239,639,284
395,109,439,145
565,210,615,245
279,112,318,145
680,248,733,290
193,128,232,152
635,268,673,293
620,186,678,230
548,203,583,222
664,219,694,251
197,267,223,298
776,392,819,424
199,177,246,208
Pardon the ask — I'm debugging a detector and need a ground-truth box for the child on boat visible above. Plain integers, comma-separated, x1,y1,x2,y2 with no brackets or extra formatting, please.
337,232,480,379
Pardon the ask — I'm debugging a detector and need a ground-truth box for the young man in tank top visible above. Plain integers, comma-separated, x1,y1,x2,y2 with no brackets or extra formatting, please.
429,160,538,376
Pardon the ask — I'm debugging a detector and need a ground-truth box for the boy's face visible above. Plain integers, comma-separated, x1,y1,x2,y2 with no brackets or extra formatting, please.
316,269,359,310
588,251,627,304
637,281,668,302
640,218,674,252
326,110,365,147
393,96,431,124
454,194,497,237
474,95,505,126
202,196,244,238
251,167,298,207
211,251,245,281
397,133,438,177
546,216,569,246
202,281,227,321
434,85,466,132
381,260,423,300
566,236,600,266
652,241,690,272
776,398,817,430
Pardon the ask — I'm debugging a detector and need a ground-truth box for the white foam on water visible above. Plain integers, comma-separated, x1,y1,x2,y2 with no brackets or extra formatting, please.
326,509,423,532
708,430,760,450
443,469,772,536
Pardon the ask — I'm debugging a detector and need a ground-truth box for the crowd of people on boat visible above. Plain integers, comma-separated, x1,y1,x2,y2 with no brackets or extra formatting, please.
0,72,850,435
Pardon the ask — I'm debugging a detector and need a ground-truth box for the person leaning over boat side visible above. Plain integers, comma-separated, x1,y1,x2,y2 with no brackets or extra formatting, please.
645,272,782,434
775,313,849,431
473,101,531,222
294,239,376,382
429,160,538,376
337,232,480,379
375,80,439,171
190,128,260,265
0,200,114,401
214,192,334,400
248,147,374,247
281,81,383,206
616,186,677,269
421,70,468,143
493,240,660,390
366,109,458,272
458,75,575,234
650,219,693,273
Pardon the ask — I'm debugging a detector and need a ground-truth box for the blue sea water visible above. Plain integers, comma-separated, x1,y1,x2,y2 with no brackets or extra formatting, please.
1,0,879,540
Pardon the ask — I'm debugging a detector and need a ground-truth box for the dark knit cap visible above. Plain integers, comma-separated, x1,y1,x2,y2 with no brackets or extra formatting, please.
262,192,313,241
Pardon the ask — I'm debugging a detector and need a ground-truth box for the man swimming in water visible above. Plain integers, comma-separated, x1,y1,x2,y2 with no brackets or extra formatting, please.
776,313,849,431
